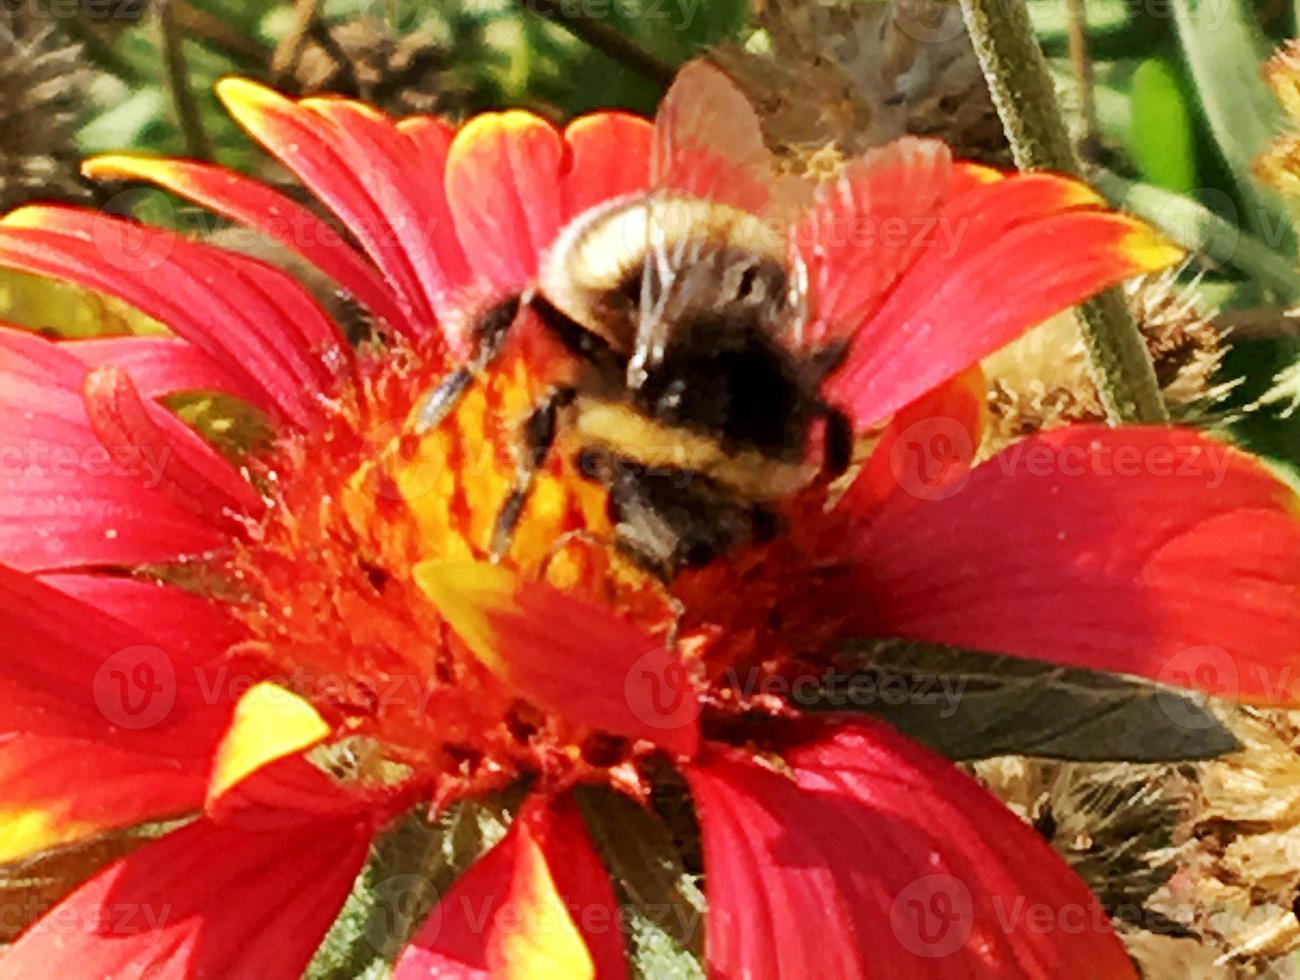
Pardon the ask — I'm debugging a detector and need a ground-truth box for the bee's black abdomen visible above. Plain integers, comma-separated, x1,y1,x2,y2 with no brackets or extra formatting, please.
591,455,778,576
635,317,815,462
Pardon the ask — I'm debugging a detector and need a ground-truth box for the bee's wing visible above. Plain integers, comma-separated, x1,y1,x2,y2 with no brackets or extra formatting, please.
788,137,955,353
630,61,812,377
651,60,771,210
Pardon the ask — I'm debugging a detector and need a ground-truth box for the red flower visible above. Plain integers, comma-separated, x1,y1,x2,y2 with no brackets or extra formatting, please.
0,63,1296,978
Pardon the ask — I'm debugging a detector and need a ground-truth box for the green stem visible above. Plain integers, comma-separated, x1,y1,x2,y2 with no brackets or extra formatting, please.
513,0,675,88
959,0,1169,423
157,0,212,160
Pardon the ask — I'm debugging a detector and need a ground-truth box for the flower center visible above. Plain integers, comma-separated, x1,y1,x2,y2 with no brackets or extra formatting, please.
222,334,680,803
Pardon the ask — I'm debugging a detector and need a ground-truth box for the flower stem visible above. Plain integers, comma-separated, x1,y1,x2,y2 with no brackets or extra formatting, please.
157,0,212,161
958,0,1170,423
514,0,675,88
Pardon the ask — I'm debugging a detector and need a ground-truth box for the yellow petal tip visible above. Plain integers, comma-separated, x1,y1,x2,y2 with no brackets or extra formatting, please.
207,681,330,808
1056,175,1105,208
413,560,518,672
955,162,1004,186
1120,220,1185,272
82,153,163,181
215,76,284,119
0,808,101,865
0,205,50,229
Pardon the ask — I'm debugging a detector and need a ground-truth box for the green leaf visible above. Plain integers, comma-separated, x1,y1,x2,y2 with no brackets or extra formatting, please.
576,788,705,980
1170,0,1295,252
1128,57,1197,192
78,86,165,153
305,798,515,980
797,641,1241,762
1092,168,1300,303
1219,334,1300,482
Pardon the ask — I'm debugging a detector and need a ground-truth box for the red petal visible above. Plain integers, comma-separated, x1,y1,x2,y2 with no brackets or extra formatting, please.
0,567,233,860
839,366,986,516
684,721,1135,979
306,97,471,319
218,79,469,331
0,207,346,427
415,561,700,756
83,365,261,528
0,564,228,747
396,795,627,980
67,335,265,403
852,425,1300,704
40,573,245,662
445,111,565,289
0,734,206,863
204,754,387,830
82,154,417,336
823,175,1182,428
6,204,346,381
0,809,372,980
562,112,654,219
0,327,228,570
792,138,953,350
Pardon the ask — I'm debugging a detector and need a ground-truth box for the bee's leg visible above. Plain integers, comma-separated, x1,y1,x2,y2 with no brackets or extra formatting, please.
489,385,577,561
821,405,854,477
415,293,523,434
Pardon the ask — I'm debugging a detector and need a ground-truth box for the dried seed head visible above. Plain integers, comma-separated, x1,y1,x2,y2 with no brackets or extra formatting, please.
0,11,94,211
1256,41,1300,199
714,0,1008,171
981,271,1224,452
290,19,478,118
1150,708,1300,967
975,758,1194,932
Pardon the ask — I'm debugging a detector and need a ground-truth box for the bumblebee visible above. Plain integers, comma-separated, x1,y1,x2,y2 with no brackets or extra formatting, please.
417,62,852,577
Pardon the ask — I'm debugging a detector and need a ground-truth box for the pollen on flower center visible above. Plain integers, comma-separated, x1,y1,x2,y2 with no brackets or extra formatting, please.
221,331,679,803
